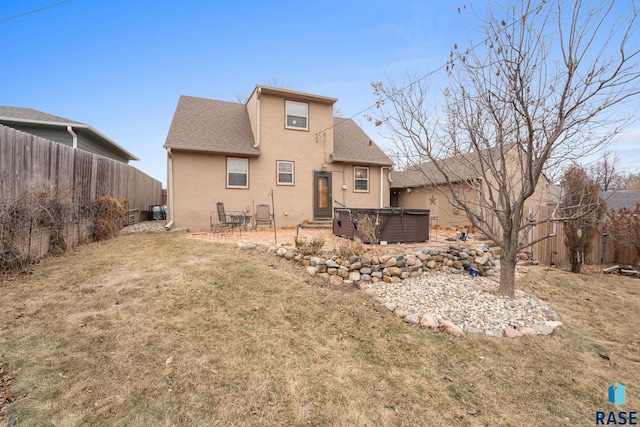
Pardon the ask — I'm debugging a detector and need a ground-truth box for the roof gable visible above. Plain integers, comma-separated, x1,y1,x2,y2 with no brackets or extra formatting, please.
163,95,259,156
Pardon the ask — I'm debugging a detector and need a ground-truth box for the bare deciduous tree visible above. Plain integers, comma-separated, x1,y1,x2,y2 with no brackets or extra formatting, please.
374,0,640,297
617,170,640,189
587,150,619,192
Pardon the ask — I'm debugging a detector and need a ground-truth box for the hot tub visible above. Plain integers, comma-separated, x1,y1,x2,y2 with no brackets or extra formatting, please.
333,207,430,244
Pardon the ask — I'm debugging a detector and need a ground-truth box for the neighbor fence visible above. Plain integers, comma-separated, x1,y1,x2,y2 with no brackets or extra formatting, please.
1,124,162,264
526,205,638,268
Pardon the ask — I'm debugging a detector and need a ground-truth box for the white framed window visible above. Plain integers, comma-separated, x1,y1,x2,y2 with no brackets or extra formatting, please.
285,100,308,130
227,157,248,188
277,160,295,185
354,166,369,192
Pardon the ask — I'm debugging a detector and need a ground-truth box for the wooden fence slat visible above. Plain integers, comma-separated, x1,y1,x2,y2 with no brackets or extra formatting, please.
1,124,161,211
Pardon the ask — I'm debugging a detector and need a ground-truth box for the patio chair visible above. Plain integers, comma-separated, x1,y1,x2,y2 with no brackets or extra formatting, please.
254,204,274,230
210,202,249,235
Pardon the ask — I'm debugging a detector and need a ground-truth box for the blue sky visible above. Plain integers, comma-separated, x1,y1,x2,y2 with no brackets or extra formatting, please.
2,0,639,187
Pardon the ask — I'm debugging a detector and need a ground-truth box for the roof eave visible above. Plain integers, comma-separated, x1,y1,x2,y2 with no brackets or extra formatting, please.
330,156,394,166
253,85,338,105
0,116,139,161
81,126,139,161
163,144,261,157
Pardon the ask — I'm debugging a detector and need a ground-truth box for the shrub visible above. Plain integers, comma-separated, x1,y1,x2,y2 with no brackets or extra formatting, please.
91,196,127,241
355,214,379,244
295,235,325,255
0,189,78,272
335,238,366,259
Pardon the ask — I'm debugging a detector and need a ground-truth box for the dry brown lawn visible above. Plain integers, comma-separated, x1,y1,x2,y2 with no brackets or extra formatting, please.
1,231,639,426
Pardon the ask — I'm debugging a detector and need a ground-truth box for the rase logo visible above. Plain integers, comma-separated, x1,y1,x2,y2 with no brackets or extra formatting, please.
595,382,637,425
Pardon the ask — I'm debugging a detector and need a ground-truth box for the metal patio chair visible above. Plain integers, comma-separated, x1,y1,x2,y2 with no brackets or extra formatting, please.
210,202,249,235
254,203,274,230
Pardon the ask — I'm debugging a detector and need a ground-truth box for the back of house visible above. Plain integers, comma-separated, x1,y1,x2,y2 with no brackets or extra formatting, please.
163,85,393,231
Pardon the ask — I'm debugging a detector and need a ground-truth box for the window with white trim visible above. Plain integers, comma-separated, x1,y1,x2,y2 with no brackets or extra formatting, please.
277,160,294,185
354,166,369,192
227,157,248,188
285,100,308,130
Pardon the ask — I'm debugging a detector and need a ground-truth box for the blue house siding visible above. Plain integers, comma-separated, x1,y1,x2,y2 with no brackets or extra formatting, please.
0,106,138,164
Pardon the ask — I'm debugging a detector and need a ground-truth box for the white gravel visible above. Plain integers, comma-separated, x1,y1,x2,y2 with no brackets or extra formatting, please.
373,272,553,331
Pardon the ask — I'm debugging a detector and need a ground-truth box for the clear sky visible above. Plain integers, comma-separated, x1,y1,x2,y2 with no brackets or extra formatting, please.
2,0,639,187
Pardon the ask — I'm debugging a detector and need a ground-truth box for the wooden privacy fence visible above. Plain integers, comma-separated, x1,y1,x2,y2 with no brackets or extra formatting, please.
1,124,162,211
526,205,638,267
1,124,162,263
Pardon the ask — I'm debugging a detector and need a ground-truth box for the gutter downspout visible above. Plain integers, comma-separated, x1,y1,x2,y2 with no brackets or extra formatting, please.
381,167,392,208
66,125,78,149
165,148,174,229
253,87,261,148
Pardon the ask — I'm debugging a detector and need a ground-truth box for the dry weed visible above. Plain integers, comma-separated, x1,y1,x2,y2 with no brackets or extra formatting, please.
0,189,79,272
91,196,127,241
334,238,366,259
355,213,379,244
294,235,325,255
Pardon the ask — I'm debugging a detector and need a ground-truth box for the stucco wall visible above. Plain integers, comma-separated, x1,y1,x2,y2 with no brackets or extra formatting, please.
170,151,390,231
395,185,473,229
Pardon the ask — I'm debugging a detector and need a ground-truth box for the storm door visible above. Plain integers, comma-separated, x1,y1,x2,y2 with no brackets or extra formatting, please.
313,171,332,219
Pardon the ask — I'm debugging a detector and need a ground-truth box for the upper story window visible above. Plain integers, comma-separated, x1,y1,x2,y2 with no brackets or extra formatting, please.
285,100,308,130
227,157,248,188
354,166,369,192
277,160,294,185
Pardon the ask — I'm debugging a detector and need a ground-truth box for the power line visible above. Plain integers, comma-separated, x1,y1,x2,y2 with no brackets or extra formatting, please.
317,2,545,136
0,0,72,24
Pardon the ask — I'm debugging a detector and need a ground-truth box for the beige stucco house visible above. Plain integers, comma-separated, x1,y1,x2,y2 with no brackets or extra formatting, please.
390,148,559,231
163,86,393,231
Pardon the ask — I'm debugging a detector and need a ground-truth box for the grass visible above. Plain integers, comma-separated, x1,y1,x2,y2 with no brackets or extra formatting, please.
1,231,639,426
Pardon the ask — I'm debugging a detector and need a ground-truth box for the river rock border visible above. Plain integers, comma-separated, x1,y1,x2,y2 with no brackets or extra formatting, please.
239,241,563,338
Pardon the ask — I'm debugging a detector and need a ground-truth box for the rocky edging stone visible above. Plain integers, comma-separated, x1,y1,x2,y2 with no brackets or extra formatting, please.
238,241,563,338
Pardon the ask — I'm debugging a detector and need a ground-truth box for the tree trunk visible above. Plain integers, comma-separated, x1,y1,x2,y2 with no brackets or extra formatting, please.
569,249,583,273
498,252,517,299
570,260,582,273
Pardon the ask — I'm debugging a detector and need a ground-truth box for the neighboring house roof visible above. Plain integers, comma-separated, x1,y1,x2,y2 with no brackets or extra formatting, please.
389,144,551,189
163,95,260,156
603,189,640,211
391,153,484,188
0,106,139,161
331,117,393,166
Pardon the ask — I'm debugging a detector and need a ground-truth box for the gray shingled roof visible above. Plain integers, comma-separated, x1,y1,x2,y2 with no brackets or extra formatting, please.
163,95,393,166
602,189,640,211
0,106,85,125
391,153,485,188
390,168,430,188
331,117,393,166
163,95,260,156
0,106,138,161
388,143,532,189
